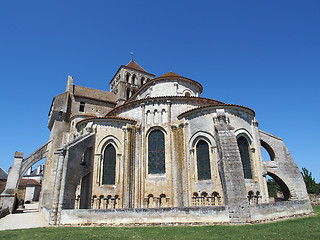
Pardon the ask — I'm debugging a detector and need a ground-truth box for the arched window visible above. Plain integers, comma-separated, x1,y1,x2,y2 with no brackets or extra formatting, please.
102,144,116,185
260,140,275,161
237,136,253,179
148,130,165,174
184,92,191,97
132,74,136,85
126,73,130,83
140,77,145,85
196,140,211,180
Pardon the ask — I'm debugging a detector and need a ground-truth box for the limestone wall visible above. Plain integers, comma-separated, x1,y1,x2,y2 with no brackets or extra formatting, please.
250,200,312,222
60,206,229,225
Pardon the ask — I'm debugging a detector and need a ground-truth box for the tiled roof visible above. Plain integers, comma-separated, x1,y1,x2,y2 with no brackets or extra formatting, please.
19,179,41,187
70,113,100,120
73,85,117,104
126,59,149,73
110,60,155,84
158,71,184,78
76,116,137,128
0,168,7,180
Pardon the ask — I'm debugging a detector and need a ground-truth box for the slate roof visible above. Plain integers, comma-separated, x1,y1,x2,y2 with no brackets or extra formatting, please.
0,168,7,180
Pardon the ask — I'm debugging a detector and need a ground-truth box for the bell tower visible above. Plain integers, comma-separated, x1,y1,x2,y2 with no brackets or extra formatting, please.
110,60,155,105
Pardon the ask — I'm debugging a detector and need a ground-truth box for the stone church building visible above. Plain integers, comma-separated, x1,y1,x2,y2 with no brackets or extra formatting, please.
1,60,312,225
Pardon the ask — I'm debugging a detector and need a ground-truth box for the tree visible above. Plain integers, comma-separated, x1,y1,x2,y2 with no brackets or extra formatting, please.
267,178,281,197
301,167,320,194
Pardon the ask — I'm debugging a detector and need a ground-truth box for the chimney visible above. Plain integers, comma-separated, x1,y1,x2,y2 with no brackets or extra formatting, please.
66,75,73,93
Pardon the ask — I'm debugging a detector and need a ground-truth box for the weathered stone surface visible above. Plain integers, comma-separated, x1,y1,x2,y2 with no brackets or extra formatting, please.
2,60,312,225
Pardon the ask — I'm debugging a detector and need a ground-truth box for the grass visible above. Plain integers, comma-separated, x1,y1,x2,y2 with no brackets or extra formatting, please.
1,206,319,240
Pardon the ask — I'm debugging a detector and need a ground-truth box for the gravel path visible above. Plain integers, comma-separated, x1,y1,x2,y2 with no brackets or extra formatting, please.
0,202,49,231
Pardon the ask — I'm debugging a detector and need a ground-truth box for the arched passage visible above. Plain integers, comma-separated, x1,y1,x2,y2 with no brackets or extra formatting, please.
261,140,275,161
266,172,291,201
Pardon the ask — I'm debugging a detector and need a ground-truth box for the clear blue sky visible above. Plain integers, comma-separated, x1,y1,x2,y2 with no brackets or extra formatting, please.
0,1,319,181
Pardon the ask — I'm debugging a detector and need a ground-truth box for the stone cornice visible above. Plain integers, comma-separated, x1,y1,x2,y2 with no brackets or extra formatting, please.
76,116,137,130
177,104,255,120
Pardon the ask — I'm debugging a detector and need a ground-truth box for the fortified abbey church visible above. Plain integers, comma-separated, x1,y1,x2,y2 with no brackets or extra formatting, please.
1,60,312,224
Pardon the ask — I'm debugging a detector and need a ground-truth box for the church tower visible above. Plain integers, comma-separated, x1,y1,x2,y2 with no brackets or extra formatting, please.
110,60,155,105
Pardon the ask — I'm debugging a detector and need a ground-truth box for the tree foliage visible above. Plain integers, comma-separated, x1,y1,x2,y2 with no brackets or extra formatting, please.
301,167,320,194
267,178,281,197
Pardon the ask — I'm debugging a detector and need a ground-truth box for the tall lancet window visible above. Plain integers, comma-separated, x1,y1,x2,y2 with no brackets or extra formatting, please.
237,136,253,179
102,144,116,185
196,140,211,180
148,130,165,174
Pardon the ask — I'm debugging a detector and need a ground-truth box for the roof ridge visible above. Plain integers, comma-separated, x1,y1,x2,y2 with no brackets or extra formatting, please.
158,71,184,78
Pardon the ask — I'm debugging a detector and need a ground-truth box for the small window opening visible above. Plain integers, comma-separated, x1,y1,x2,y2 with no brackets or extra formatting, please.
126,73,130,83
132,75,136,85
79,102,85,112
185,92,191,97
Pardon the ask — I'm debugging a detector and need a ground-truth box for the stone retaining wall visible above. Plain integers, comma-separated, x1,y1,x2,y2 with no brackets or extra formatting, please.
60,206,229,225
250,200,313,222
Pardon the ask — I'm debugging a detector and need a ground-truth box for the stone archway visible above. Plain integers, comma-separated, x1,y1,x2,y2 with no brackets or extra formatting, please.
266,171,291,201
0,142,50,212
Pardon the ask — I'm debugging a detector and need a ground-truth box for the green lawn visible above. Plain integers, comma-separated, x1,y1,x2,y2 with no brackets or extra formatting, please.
1,206,319,240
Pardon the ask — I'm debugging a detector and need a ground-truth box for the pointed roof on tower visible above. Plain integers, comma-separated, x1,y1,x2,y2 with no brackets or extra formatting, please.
126,59,149,73
110,60,155,84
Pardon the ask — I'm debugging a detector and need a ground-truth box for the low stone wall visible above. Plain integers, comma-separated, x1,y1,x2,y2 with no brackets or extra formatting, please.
60,206,229,225
250,200,313,222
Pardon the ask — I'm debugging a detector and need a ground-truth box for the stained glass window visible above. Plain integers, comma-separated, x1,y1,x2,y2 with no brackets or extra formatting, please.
237,136,253,179
148,130,165,174
196,140,211,180
102,144,116,185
